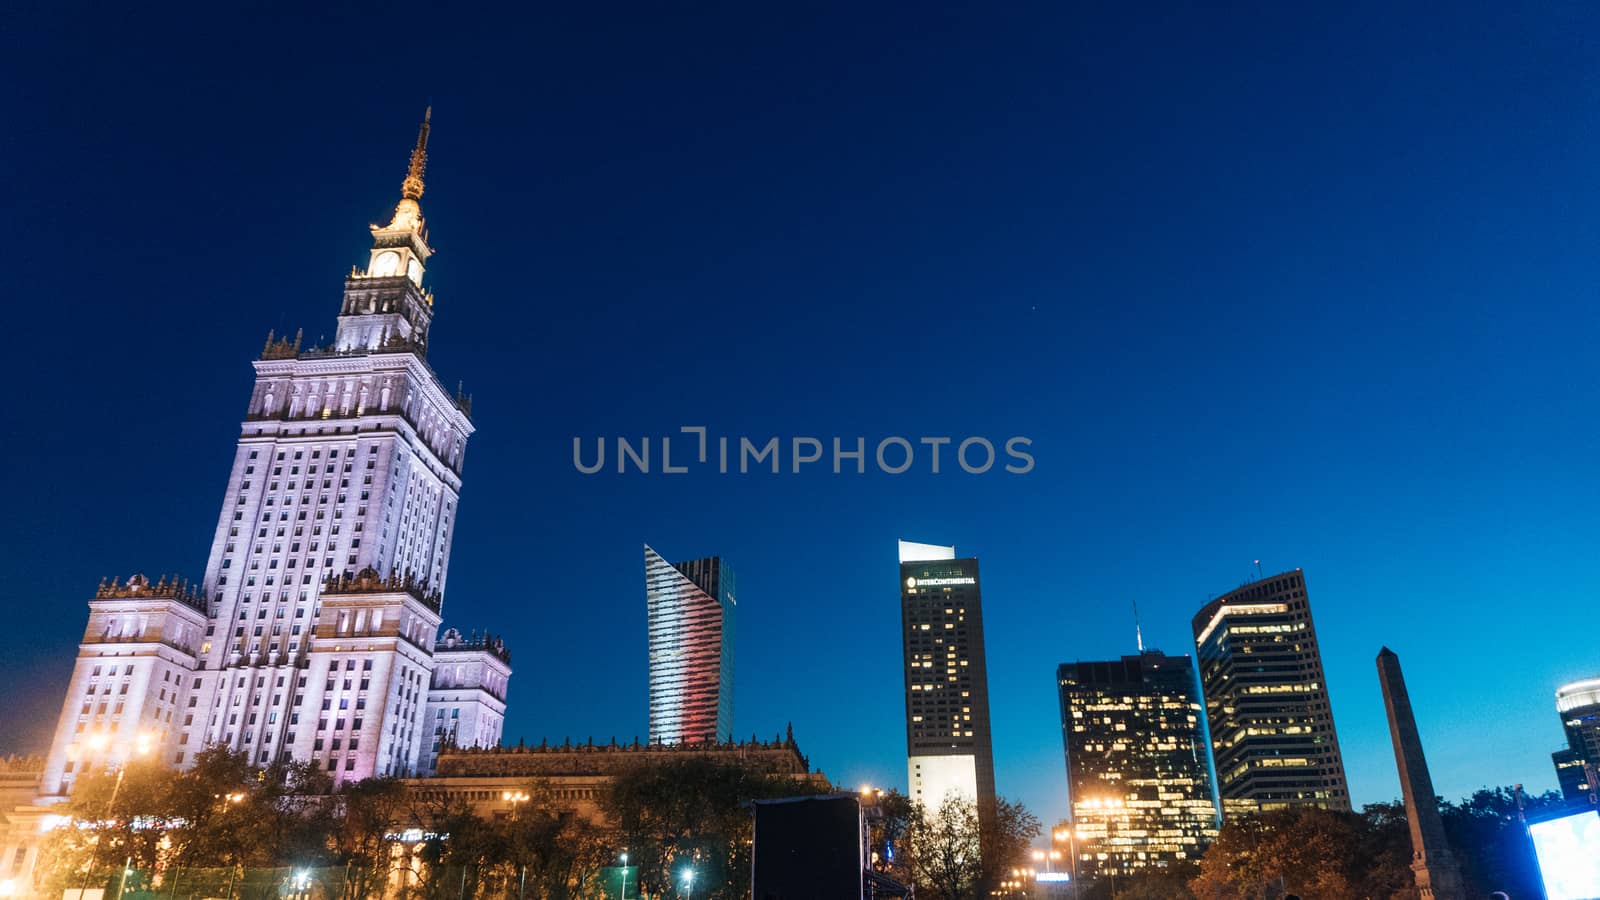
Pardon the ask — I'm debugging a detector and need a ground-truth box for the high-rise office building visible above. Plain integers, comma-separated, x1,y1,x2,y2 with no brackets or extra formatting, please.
899,540,997,825
644,546,735,745
1190,569,1350,812
1057,650,1220,877
38,111,512,795
1551,677,1600,804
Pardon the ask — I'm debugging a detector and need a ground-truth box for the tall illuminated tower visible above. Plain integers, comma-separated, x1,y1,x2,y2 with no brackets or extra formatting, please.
1191,569,1349,813
1057,650,1220,877
40,111,510,795
645,546,735,745
899,540,997,827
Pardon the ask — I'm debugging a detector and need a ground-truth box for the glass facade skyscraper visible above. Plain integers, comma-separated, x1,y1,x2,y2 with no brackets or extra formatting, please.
1551,677,1600,804
644,545,735,745
899,540,997,827
1191,569,1350,812
1057,650,1220,877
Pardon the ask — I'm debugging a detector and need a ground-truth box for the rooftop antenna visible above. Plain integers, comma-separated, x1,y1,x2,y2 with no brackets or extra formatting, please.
1254,559,1263,580
1133,599,1145,653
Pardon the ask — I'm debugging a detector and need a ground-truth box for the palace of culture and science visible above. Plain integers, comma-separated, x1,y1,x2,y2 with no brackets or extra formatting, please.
37,111,512,796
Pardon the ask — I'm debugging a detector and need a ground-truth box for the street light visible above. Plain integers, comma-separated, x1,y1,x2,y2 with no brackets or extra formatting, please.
681,868,695,900
74,730,154,900
502,790,530,819
618,851,629,900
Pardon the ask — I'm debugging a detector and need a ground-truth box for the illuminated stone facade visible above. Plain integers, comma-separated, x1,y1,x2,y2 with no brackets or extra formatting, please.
644,547,735,745
1057,651,1219,877
408,733,826,824
1191,569,1349,812
38,111,511,798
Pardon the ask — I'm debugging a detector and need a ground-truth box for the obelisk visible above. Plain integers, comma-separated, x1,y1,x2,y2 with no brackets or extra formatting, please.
1377,647,1466,900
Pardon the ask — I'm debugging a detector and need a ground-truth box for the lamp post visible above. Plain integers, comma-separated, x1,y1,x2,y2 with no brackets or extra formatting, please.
681,868,695,900
618,852,629,900
501,790,529,820
74,732,153,900
1054,824,1083,897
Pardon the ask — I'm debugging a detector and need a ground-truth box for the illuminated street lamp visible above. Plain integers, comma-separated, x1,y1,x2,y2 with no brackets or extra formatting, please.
681,867,696,900
502,790,530,820
618,851,629,900
74,730,154,900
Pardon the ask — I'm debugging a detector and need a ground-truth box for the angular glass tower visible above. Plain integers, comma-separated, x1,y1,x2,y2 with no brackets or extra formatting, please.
1191,569,1350,813
644,545,735,744
1057,650,1220,877
899,540,997,829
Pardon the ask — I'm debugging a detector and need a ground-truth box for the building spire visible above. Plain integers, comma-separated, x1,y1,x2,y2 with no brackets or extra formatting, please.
401,106,431,202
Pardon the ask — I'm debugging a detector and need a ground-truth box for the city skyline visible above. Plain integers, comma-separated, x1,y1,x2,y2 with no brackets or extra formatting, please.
5,1,1600,838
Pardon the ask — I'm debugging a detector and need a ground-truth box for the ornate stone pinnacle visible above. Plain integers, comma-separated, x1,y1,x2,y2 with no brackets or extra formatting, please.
401,106,430,202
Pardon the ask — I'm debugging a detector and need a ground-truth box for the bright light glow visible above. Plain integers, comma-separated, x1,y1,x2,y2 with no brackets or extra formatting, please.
681,869,694,885
1194,603,1290,645
1530,810,1600,900
1556,678,1600,713
907,754,977,812
898,540,956,563
1037,872,1072,883
0,879,16,896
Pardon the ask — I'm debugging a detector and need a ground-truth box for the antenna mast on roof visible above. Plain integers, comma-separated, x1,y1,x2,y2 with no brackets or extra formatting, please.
1133,599,1145,653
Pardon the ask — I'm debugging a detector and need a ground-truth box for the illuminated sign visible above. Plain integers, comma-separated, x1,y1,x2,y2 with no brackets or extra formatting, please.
1530,809,1600,900
384,829,450,842
1036,873,1072,883
905,577,975,588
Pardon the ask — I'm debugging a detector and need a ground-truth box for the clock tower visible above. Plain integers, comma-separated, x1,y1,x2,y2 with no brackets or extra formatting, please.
336,107,437,354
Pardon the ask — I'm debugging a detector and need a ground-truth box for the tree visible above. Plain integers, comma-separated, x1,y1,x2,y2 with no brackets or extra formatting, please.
867,789,916,885
329,777,411,899
1442,786,1564,899
898,794,1039,900
35,758,174,898
903,795,982,900
601,757,826,899
1189,807,1412,900
980,797,1041,892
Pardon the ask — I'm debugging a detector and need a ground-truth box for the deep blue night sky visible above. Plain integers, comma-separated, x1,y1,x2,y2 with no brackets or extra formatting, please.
5,2,1600,829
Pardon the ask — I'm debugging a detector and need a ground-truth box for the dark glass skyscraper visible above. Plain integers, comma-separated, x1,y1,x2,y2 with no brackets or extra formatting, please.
645,545,735,745
899,540,997,826
1551,677,1600,804
1191,569,1350,812
1057,650,1220,878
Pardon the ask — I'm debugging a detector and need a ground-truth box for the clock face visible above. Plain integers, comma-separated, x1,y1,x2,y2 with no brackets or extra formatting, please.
371,251,401,277
407,257,423,285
